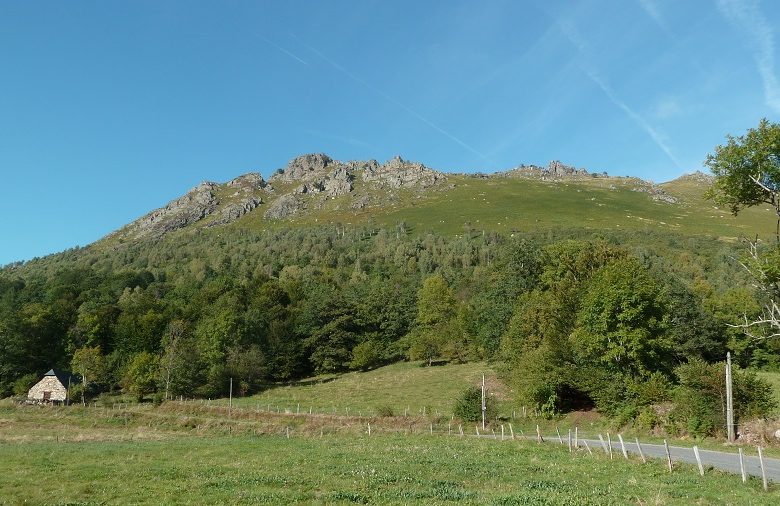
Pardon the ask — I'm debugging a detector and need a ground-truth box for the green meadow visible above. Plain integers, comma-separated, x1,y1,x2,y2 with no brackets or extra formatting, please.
1,429,776,505
213,361,509,417
234,174,774,241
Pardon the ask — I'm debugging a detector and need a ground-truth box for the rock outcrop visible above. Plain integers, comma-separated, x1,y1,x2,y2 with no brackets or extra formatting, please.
272,154,333,183
264,194,304,220
123,182,220,239
499,160,603,180
361,156,445,189
260,154,445,220
208,196,263,227
228,172,267,190
110,152,685,238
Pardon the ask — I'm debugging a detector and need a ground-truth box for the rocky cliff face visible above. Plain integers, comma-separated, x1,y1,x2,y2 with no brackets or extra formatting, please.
110,152,683,242
498,160,606,179
263,154,447,219
119,182,220,240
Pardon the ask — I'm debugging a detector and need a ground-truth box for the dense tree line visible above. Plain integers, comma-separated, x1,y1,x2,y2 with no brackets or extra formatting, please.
0,224,776,429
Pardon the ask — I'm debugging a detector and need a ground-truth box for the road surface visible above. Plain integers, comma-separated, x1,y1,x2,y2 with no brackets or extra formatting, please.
480,432,780,482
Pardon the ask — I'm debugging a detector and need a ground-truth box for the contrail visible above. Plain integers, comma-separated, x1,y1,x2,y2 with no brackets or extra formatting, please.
585,70,683,170
555,18,682,169
293,35,493,164
717,0,780,114
258,35,308,66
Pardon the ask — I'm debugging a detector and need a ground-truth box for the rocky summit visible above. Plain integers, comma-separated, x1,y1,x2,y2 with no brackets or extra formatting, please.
107,153,709,243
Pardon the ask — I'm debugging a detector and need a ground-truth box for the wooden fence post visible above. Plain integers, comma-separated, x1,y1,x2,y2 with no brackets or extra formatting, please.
556,427,563,444
509,423,515,440
618,434,628,460
739,448,747,483
574,427,578,449
536,424,542,443
693,446,704,476
758,446,768,491
607,433,613,459
501,425,505,441
664,439,673,473
598,434,608,454
583,439,593,455
635,438,646,463
568,429,572,452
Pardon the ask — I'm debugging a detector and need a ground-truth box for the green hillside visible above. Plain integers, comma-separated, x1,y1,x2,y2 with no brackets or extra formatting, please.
189,173,772,241
213,361,511,417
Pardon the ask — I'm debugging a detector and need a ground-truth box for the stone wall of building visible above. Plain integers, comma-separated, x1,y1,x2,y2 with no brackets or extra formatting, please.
28,376,68,402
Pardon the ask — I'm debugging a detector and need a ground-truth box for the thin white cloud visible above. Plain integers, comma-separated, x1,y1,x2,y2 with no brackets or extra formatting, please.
293,36,494,165
555,18,682,169
258,35,309,66
585,70,683,169
652,97,682,119
637,0,668,31
718,0,780,114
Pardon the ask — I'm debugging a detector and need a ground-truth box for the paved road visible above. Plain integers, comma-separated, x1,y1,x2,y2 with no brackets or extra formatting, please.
481,433,780,482
580,437,780,481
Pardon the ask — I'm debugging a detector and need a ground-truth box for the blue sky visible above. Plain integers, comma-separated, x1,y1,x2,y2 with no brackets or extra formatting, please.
1,0,779,265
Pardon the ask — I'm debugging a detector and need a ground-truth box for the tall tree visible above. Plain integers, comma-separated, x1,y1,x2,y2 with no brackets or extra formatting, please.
71,345,105,405
407,274,461,365
705,119,780,338
705,118,780,240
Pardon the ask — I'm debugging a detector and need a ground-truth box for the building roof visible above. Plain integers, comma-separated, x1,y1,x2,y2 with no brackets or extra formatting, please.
43,369,75,386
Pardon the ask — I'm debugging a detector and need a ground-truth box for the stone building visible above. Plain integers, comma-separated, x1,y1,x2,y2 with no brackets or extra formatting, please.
27,369,72,403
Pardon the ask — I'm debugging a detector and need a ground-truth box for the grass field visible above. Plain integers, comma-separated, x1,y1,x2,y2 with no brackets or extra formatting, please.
214,361,511,417
1,425,777,504
230,173,774,241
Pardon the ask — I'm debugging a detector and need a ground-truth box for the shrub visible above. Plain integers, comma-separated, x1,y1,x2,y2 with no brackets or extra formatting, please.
350,341,381,371
375,405,394,417
453,386,495,422
12,373,39,397
671,358,777,437
634,407,659,432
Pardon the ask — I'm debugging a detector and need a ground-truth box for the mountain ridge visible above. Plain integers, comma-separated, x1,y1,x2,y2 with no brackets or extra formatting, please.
109,153,712,244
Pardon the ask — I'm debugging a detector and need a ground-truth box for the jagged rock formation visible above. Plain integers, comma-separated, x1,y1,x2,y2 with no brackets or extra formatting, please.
120,182,220,239
676,171,715,185
209,196,263,227
272,153,333,183
497,160,607,180
264,194,304,220
110,152,688,241
262,154,446,219
631,184,678,204
360,156,445,189
228,172,267,190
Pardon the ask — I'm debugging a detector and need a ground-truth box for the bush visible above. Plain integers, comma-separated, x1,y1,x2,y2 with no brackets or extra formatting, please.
375,405,394,417
671,358,777,437
634,407,659,432
454,386,495,422
12,373,39,397
350,341,381,371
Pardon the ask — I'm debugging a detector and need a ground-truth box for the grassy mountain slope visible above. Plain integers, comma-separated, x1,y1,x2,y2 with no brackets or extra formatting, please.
260,173,772,239
98,163,774,255
213,361,510,416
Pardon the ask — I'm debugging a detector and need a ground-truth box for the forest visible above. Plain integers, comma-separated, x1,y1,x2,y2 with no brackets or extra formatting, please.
6,114,780,436
1,221,776,435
